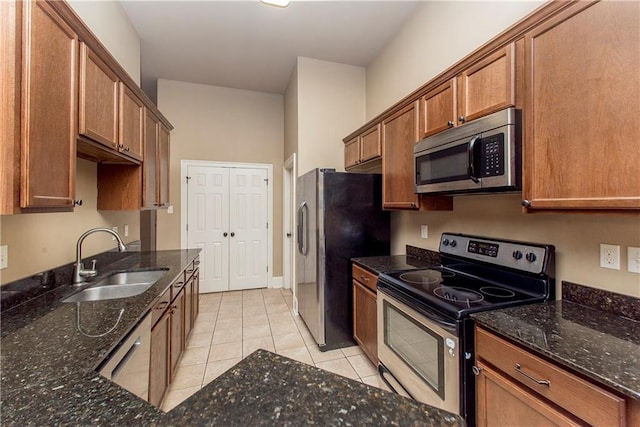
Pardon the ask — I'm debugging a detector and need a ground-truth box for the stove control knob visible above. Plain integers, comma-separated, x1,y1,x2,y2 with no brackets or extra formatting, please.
450,240,457,248
525,252,537,262
512,250,523,260
442,238,450,246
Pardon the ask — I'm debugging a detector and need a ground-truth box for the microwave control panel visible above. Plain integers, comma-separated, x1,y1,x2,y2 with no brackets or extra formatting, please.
480,133,505,177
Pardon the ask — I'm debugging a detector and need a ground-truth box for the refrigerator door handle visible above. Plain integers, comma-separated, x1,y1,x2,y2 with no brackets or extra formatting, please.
297,202,308,255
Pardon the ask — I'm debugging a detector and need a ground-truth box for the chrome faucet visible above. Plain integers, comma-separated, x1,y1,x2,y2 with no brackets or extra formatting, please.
73,228,127,285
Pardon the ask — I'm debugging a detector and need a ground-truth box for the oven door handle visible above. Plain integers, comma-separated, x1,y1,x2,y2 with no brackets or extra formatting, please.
378,282,457,332
467,135,480,183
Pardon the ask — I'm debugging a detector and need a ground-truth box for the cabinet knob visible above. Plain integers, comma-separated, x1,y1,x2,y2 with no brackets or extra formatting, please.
223,232,228,237
472,365,483,376
458,116,466,123
447,120,454,127
521,200,532,207
73,199,83,207
118,144,124,149
230,232,235,237
124,147,130,152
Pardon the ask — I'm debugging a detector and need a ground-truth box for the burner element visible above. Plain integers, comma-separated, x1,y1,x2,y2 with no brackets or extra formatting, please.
399,269,455,285
433,286,484,304
480,286,516,298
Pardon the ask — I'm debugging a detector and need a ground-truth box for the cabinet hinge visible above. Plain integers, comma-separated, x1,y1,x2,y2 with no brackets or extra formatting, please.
186,224,188,231
266,222,268,229
264,178,268,185
267,265,269,272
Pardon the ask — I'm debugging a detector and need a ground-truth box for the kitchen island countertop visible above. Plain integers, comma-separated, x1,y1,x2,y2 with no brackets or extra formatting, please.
1,250,463,426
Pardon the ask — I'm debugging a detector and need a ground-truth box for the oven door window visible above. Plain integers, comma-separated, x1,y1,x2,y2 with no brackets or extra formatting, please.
383,300,445,399
416,142,470,185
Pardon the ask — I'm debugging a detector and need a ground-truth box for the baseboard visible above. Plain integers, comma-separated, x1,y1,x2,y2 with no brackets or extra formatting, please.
270,276,283,288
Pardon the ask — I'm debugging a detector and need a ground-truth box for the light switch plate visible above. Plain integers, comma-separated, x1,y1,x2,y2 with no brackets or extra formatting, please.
167,205,174,214
421,225,428,239
124,224,129,237
0,245,7,269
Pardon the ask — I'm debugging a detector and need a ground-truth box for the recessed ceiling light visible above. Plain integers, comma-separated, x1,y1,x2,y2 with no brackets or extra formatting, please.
261,0,290,8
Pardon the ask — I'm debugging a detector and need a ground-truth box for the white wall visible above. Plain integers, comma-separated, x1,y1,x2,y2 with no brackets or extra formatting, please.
295,57,365,176
1,0,142,284
155,79,285,276
365,1,640,298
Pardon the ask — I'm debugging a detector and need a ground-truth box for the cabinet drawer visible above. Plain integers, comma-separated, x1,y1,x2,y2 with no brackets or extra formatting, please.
151,287,171,326
476,327,626,427
352,264,378,293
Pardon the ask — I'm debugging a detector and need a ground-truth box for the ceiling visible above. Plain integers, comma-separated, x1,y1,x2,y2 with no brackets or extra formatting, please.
120,1,421,98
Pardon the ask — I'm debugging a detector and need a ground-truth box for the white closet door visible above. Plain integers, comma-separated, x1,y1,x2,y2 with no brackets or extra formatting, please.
228,167,268,290
187,165,229,293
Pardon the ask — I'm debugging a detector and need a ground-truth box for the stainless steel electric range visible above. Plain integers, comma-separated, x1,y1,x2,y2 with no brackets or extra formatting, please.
376,232,555,425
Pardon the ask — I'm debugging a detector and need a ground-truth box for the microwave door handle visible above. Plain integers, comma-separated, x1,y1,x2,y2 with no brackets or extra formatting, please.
468,136,480,183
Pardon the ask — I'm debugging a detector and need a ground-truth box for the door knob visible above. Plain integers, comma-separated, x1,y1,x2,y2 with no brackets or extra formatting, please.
223,232,228,237
286,233,292,237
230,232,235,237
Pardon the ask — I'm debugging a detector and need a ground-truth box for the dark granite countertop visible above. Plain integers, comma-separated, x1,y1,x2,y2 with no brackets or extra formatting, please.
352,254,437,275
1,249,464,426
472,300,640,400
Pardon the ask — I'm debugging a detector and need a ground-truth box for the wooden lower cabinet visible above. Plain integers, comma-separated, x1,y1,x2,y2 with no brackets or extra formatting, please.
475,326,629,427
353,280,378,365
170,287,185,377
148,263,200,407
149,309,170,408
352,264,379,365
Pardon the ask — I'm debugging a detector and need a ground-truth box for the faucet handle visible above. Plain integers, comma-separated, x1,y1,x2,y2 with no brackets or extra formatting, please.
90,259,97,270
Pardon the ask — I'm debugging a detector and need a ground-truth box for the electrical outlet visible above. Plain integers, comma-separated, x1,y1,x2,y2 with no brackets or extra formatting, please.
112,226,118,241
167,205,174,214
600,244,620,270
124,224,129,237
628,247,640,273
421,225,428,239
0,245,7,269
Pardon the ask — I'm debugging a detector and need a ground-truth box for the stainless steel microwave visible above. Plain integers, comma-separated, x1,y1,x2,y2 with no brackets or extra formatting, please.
414,108,521,195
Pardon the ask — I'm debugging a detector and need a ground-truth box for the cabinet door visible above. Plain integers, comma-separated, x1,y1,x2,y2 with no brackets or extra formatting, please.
344,136,360,169
184,276,193,339
78,43,118,150
192,269,200,321
353,280,378,365
523,1,640,210
420,78,457,138
360,124,381,163
119,83,144,161
158,124,171,207
143,109,159,208
458,42,516,124
476,361,581,427
170,288,185,377
381,102,420,210
149,310,170,408
21,0,77,209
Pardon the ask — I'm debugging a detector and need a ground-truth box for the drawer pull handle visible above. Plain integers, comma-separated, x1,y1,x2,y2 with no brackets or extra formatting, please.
360,276,369,283
156,302,168,310
515,363,550,386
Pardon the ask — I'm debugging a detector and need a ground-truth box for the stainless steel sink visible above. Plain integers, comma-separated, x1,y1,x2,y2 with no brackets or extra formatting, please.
63,270,168,303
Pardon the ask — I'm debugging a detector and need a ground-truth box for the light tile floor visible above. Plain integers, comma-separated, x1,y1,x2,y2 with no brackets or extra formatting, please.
161,288,390,411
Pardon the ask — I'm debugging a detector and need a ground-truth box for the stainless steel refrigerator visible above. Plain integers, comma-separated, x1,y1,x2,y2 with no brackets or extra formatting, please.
296,168,390,351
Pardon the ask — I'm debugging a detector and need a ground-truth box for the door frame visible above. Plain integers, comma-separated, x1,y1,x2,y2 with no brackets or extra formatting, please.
283,153,297,312
180,160,275,287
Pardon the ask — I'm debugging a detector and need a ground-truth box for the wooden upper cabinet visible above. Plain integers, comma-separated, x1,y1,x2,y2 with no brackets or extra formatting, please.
420,78,457,138
143,109,159,208
360,124,381,163
381,102,421,210
344,124,381,170
158,124,171,207
119,83,144,161
522,0,640,210
344,136,360,169
78,42,118,150
458,42,516,124
21,0,77,210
